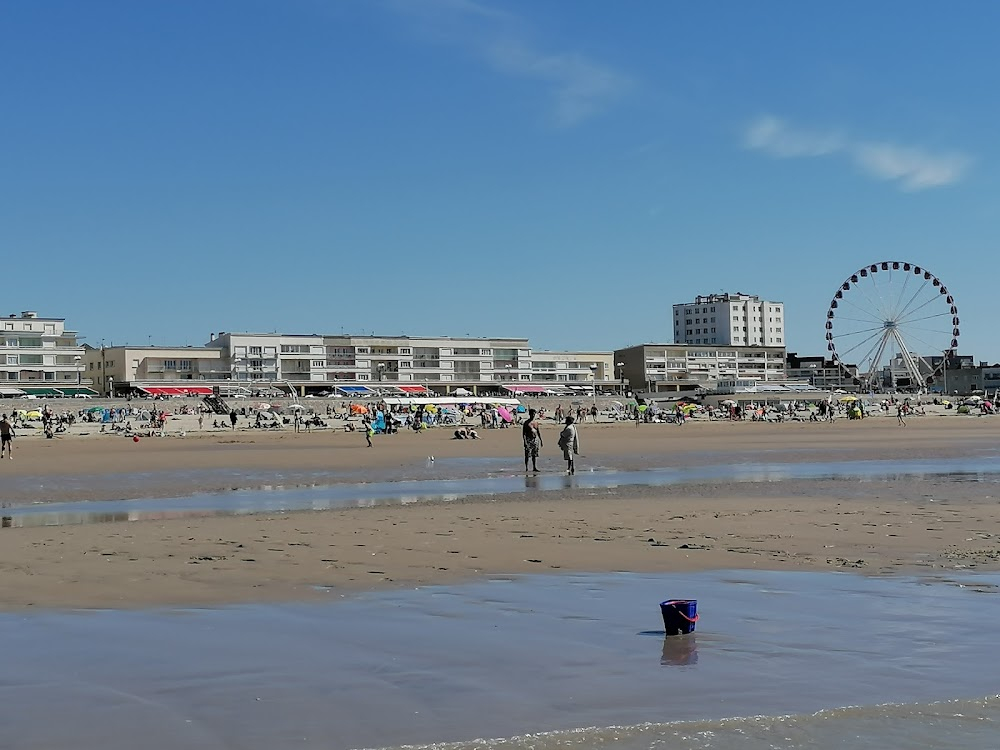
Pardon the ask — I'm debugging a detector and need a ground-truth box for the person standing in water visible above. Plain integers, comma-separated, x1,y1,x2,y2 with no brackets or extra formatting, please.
521,408,543,472
557,416,580,475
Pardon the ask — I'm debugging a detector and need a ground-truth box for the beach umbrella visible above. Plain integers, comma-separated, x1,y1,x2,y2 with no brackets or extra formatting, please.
720,399,737,407
497,406,513,422
610,400,625,409
941,400,951,405
637,404,648,412
516,405,526,413
350,404,368,414
87,406,104,412
287,403,306,410
257,402,272,410
839,396,858,403
26,410,42,419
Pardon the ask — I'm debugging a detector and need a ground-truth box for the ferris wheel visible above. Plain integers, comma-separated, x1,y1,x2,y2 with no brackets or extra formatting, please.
825,261,959,391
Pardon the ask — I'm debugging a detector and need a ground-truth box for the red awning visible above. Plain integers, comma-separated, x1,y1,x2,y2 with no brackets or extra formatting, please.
397,385,428,393
140,386,214,396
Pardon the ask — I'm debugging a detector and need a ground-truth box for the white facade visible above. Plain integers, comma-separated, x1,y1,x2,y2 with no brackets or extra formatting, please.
673,293,785,347
83,346,226,396
615,343,787,393
205,332,534,388
530,351,616,383
0,311,87,393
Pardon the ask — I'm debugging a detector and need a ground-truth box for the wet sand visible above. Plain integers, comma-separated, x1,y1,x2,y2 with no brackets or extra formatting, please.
3,417,1000,610
5,570,1000,750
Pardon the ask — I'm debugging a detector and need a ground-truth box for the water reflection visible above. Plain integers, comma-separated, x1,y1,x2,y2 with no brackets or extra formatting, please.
3,455,1000,529
661,634,698,666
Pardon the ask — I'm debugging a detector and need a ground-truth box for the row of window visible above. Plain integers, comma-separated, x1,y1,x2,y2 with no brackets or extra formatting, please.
2,323,58,333
679,306,718,315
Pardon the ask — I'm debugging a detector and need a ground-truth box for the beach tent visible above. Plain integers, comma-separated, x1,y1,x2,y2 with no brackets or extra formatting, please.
497,406,513,422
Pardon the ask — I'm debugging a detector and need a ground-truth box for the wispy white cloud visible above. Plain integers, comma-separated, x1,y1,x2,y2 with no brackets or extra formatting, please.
743,116,843,158
388,0,631,126
851,143,971,192
743,115,971,191
485,41,631,127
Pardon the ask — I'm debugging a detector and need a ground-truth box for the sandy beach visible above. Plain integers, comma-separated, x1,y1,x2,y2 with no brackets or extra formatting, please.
3,406,1000,611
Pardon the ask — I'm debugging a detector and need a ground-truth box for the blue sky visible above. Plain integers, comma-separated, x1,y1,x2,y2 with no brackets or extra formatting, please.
3,1,997,360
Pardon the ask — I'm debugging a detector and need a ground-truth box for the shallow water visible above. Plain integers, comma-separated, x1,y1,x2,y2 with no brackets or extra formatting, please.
4,454,1000,527
2,570,1000,749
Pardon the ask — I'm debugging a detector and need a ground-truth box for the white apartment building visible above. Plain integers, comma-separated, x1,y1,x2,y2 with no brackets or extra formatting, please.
672,293,785,347
0,311,90,396
204,332,533,393
530,351,616,383
83,346,226,397
615,343,786,395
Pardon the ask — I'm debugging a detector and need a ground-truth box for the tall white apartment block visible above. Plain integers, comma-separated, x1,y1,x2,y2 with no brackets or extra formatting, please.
672,293,785,347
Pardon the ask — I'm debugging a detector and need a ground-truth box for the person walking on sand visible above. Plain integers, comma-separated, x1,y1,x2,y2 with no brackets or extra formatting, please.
557,416,580,475
896,404,906,426
365,418,374,447
0,414,14,459
521,408,543,472
229,409,238,430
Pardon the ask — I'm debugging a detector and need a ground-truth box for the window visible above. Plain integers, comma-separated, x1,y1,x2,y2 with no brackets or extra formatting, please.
685,329,692,335
249,347,262,356
179,360,192,371
356,347,369,354
400,348,411,355
163,360,177,370
711,327,716,333
19,337,42,347
5,356,16,365
479,349,492,356
710,306,716,312
312,360,325,367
